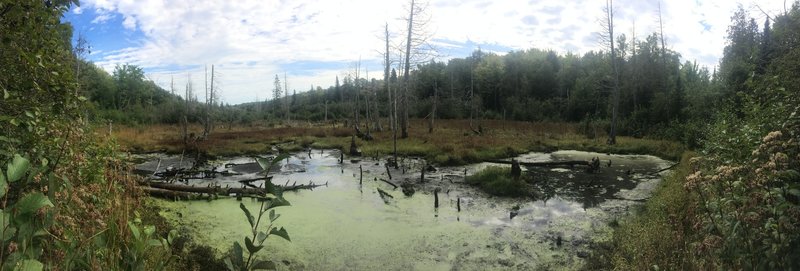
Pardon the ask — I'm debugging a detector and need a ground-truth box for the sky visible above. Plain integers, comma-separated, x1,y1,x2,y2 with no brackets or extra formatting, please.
64,0,790,105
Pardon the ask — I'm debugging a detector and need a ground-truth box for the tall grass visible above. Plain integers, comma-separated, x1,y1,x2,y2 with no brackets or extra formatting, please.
111,119,685,164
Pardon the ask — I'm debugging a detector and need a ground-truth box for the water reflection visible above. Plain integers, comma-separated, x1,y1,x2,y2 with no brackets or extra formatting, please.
140,149,671,270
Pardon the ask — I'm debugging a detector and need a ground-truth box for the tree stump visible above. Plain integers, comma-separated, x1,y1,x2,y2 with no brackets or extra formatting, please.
510,159,522,180
349,135,361,156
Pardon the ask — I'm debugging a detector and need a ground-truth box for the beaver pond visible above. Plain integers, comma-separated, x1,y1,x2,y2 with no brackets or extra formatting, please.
134,150,672,270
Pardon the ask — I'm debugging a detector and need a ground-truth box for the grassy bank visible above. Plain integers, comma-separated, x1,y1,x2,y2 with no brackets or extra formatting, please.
111,119,684,165
586,152,698,270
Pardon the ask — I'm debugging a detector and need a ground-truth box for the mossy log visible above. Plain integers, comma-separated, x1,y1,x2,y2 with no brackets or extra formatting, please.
486,159,589,167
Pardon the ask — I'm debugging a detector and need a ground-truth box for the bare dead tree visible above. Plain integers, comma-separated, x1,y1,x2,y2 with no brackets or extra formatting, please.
182,73,193,143
400,0,437,138
284,72,290,123
600,0,621,145
658,1,669,88
372,76,382,132
428,79,437,133
201,65,219,140
364,68,372,138
73,32,90,97
383,23,395,133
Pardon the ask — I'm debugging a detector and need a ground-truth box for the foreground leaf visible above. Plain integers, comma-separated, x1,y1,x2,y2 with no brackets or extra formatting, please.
7,154,29,183
244,236,263,254
269,227,291,242
15,193,53,216
232,241,244,267
0,168,6,198
240,203,254,228
15,259,43,271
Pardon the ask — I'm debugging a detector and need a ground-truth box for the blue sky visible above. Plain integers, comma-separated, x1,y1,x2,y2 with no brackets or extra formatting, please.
64,0,786,105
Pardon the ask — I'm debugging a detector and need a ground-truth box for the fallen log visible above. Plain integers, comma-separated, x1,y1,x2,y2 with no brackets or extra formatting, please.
142,187,195,200
486,159,589,167
238,176,273,188
140,180,327,198
649,162,679,175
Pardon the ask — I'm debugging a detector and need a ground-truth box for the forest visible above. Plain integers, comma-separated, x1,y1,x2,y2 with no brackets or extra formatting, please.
1,0,798,270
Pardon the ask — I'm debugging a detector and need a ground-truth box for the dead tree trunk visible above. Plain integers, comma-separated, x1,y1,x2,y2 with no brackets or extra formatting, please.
428,80,437,133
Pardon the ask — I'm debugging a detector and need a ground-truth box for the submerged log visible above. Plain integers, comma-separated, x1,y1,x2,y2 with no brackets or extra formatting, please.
377,188,394,204
486,159,589,167
378,178,398,189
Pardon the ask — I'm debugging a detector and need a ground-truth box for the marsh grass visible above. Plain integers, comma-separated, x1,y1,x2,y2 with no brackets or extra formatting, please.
584,152,698,270
465,166,527,197
111,119,685,164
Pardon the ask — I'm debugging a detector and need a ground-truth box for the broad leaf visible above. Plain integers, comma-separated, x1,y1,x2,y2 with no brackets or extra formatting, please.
251,260,277,270
263,181,283,198
15,259,43,271
1,211,15,241
239,203,254,228
224,258,237,271
15,193,53,216
266,198,291,210
256,158,271,172
244,236,263,254
128,221,140,241
148,239,164,247
7,154,29,183
167,229,178,245
232,241,244,267
268,210,275,222
0,168,6,199
256,231,268,244
143,225,155,237
269,227,291,242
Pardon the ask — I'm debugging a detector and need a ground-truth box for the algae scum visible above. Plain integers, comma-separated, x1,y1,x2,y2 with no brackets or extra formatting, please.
136,150,671,270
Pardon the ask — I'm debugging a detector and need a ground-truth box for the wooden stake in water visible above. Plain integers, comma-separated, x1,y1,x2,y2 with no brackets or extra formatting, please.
359,165,363,185
434,188,440,209
457,197,461,212
420,162,425,183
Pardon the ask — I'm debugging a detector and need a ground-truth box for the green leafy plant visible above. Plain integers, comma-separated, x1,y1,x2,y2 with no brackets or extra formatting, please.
0,154,53,270
225,154,292,271
124,215,177,271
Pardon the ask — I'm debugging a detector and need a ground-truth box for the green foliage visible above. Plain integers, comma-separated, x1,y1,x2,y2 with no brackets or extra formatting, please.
466,166,526,197
124,217,177,271
1,1,178,269
600,3,800,269
227,154,292,271
595,153,698,270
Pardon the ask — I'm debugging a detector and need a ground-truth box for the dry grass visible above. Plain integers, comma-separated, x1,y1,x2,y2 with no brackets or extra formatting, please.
109,119,685,164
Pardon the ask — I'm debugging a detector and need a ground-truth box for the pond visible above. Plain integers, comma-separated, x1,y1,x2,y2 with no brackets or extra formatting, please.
135,149,672,270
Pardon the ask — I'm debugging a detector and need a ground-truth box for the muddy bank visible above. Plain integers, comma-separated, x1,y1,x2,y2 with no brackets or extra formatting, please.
141,149,671,270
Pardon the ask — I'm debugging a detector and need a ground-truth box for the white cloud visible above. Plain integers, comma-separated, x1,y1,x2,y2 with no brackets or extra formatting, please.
78,0,788,104
72,6,83,14
91,13,113,24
